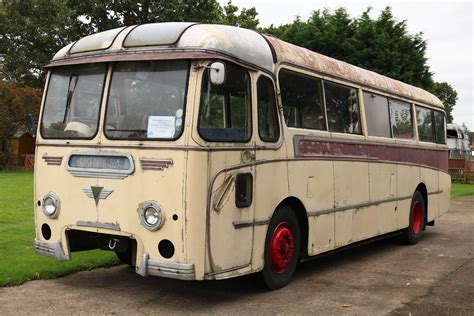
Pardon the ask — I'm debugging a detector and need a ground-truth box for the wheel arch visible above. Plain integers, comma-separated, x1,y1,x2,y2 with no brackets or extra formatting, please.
275,196,309,258
415,182,428,227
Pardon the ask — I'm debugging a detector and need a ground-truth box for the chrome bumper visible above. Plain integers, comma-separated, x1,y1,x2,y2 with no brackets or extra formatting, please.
34,239,69,261
137,253,195,280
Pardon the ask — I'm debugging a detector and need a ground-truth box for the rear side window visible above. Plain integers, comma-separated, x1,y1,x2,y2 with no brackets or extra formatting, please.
415,106,434,142
390,100,413,139
363,92,391,138
279,69,325,130
257,76,280,142
434,111,446,144
324,81,360,134
198,62,251,142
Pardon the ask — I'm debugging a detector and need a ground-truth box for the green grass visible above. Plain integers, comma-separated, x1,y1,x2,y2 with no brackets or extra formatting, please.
451,183,474,199
0,171,119,287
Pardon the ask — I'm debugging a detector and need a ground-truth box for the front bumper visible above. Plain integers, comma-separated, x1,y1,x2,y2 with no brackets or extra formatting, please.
34,239,196,280
137,253,195,280
34,239,69,261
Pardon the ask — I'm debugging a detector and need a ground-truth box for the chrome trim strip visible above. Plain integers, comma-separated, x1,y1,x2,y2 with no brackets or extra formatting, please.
65,150,135,180
76,220,121,231
233,218,270,229
140,158,173,171
428,190,443,195
308,195,412,217
213,175,235,212
205,263,250,277
81,187,114,200
137,252,195,280
34,239,68,261
137,253,149,277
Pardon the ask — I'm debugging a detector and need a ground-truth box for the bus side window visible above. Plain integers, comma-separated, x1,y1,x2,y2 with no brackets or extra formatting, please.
198,62,251,142
257,76,280,142
415,106,435,142
279,69,325,130
433,111,446,144
363,92,391,138
390,99,414,139
324,81,361,134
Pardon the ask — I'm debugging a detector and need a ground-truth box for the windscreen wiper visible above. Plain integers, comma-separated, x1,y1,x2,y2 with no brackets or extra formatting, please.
63,74,79,124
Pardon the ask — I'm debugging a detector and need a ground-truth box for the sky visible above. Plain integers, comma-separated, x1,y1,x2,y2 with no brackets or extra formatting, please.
218,0,474,130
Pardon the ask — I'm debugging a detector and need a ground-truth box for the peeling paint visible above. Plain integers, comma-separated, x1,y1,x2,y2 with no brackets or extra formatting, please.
263,35,444,109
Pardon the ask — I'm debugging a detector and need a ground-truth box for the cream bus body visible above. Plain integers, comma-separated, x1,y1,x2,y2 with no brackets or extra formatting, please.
34,23,450,289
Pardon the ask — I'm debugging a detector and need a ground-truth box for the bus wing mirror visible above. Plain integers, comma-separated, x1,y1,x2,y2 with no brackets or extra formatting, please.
25,114,37,137
209,62,225,85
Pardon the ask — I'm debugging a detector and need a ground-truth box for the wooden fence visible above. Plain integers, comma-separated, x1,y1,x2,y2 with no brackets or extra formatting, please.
448,158,474,183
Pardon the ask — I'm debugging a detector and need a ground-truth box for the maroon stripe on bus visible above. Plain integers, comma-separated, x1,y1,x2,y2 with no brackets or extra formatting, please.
297,138,448,172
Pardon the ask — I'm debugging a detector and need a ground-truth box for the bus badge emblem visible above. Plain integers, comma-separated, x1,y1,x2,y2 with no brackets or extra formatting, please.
82,186,114,205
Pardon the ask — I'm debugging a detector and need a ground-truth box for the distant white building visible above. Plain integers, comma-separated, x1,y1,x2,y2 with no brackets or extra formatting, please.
447,123,471,158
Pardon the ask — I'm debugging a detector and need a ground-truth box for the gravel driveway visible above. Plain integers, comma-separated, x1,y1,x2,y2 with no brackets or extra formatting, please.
1,196,473,315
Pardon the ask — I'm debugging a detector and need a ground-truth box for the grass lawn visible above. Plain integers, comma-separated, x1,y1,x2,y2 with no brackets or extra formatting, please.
0,171,119,287
451,183,474,199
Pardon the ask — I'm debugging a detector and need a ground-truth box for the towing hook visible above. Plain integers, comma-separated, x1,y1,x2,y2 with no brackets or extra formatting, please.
109,238,119,250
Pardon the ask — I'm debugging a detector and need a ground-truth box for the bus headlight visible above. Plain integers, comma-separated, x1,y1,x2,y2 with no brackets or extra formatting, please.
139,202,164,231
42,192,60,219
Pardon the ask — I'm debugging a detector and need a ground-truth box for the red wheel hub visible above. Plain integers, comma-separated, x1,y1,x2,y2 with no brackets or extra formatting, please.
269,222,295,274
412,201,423,234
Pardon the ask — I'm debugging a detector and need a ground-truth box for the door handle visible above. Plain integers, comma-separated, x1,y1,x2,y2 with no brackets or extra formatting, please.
241,150,255,163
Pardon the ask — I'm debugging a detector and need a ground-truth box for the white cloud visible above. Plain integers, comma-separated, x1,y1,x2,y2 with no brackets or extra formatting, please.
219,0,474,129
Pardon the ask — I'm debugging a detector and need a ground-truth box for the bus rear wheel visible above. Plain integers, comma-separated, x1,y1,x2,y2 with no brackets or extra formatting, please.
401,191,426,245
260,205,301,290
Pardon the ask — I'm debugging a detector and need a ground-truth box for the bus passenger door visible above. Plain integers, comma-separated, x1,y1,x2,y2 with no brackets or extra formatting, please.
207,160,256,274
195,61,256,275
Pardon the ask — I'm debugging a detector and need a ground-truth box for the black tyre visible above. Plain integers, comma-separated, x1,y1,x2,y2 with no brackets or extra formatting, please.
260,205,301,290
401,191,426,245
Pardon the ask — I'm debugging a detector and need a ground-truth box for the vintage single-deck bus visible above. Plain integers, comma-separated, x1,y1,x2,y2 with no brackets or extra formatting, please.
33,23,450,289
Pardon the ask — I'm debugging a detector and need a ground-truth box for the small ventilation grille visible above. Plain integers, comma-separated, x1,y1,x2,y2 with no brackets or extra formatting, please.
43,155,63,166
140,158,173,171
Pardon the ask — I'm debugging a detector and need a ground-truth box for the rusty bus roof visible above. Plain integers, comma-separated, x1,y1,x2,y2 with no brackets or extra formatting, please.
50,22,444,110
264,35,444,109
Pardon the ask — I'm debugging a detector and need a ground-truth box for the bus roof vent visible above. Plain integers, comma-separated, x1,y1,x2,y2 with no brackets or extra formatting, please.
70,27,126,54
123,22,196,47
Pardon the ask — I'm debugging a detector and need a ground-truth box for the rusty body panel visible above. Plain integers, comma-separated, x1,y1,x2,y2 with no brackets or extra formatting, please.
264,36,443,109
295,136,449,172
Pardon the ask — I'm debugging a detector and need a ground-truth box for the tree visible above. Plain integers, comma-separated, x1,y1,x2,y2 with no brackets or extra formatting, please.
262,7,435,90
0,1,259,88
0,0,85,87
0,82,42,169
430,82,457,123
219,1,259,29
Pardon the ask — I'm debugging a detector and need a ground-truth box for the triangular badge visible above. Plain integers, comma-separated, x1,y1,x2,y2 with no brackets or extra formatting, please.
91,186,103,205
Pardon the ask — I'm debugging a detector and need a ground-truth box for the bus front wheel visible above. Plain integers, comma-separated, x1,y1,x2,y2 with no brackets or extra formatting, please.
260,205,301,290
401,191,426,245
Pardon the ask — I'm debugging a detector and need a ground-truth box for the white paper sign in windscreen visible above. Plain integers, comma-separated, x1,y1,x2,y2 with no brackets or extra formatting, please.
147,116,175,138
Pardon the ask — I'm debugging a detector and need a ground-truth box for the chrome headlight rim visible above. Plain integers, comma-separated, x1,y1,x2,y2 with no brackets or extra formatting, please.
139,201,164,231
42,192,60,219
